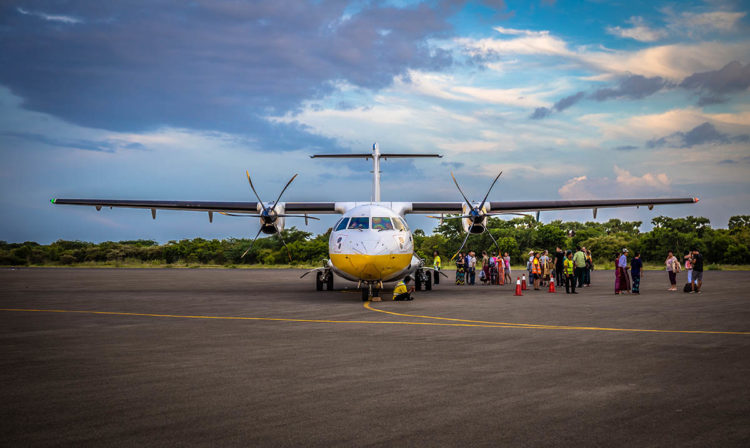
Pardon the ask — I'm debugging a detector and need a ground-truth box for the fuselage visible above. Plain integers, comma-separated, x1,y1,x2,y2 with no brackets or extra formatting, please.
328,204,416,282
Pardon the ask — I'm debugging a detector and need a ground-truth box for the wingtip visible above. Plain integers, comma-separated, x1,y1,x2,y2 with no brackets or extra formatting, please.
50,198,56,204
694,197,700,203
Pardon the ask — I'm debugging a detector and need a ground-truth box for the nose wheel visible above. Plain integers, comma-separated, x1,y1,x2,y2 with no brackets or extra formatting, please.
316,270,334,291
360,282,382,301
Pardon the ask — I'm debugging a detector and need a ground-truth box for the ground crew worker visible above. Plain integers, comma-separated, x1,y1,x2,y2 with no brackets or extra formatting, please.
564,251,577,294
393,276,415,301
532,252,542,290
433,250,441,285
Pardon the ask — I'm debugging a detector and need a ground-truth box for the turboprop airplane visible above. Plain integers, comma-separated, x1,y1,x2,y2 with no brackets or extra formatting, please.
52,143,698,301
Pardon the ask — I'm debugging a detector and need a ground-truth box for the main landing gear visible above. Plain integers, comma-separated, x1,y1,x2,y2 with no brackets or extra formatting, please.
414,268,432,291
360,281,383,301
316,270,334,291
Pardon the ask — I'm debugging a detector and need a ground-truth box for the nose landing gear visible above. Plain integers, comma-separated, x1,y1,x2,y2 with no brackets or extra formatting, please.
359,281,383,301
316,270,334,291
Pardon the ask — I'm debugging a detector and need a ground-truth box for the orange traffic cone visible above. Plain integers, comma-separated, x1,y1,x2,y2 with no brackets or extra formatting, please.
548,277,556,293
521,274,527,290
514,277,523,296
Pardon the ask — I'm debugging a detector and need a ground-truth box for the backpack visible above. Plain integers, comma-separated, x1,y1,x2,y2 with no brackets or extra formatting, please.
674,260,681,273
683,283,692,293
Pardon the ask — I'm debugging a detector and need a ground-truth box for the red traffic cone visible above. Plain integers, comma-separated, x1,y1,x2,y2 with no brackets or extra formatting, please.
521,274,527,290
514,277,523,296
548,277,556,293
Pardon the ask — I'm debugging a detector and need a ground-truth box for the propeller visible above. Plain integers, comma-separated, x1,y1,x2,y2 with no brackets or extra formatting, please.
224,171,310,262
449,171,503,261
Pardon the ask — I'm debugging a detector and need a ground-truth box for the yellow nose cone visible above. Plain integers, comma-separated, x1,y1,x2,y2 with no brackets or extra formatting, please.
330,253,412,280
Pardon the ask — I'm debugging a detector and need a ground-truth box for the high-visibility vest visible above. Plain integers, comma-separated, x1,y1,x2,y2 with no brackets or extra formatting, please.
532,258,541,274
564,258,574,274
393,281,408,299
433,256,441,269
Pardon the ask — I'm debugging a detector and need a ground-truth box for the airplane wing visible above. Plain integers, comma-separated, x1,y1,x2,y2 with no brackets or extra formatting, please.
51,199,338,214
408,197,698,215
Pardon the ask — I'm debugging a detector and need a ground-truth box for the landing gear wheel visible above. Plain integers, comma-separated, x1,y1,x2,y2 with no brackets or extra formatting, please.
415,275,422,291
424,270,432,290
372,289,380,298
326,273,334,290
361,288,369,301
315,272,324,291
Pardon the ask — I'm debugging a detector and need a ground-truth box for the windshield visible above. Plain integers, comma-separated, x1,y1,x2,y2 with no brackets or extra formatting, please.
335,218,349,231
348,217,369,230
392,217,405,231
372,217,393,231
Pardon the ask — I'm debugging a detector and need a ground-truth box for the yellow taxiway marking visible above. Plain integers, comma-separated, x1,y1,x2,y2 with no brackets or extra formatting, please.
0,308,525,329
363,302,750,335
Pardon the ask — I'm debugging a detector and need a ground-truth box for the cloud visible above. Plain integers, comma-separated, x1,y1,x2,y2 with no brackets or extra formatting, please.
592,74,670,101
680,61,750,105
665,9,746,36
614,145,638,151
558,166,671,199
606,16,667,42
16,7,82,24
646,122,749,148
529,91,584,119
1,131,146,152
0,1,455,149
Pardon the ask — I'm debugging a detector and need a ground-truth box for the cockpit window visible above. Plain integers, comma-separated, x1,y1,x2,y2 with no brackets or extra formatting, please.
392,217,405,231
335,218,349,231
372,217,394,231
348,217,369,230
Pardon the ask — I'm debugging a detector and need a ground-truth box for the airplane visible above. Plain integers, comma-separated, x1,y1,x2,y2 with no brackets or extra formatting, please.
52,143,698,301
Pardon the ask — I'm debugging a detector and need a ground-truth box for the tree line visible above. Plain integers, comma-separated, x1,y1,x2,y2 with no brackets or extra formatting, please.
1,215,749,267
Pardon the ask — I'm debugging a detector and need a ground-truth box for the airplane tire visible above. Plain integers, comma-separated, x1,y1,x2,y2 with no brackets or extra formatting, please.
316,272,324,291
361,288,369,301
425,271,432,290
326,273,334,290
415,276,422,291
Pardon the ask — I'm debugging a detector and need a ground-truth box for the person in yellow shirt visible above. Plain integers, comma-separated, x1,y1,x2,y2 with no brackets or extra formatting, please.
433,250,441,285
393,275,415,301
564,251,577,294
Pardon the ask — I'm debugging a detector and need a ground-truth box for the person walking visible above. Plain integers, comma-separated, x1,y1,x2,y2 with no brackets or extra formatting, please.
573,247,586,288
555,247,565,286
455,252,465,285
432,250,441,285
631,252,643,294
503,252,512,285
665,251,679,291
691,248,704,293
564,251,577,294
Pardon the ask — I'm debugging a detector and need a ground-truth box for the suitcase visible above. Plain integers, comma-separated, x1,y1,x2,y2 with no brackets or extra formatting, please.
683,283,693,293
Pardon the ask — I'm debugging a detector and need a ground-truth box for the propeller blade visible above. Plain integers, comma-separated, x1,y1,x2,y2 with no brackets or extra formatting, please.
451,226,473,261
450,172,474,210
478,171,503,211
277,231,292,262
485,228,501,254
427,215,472,220
276,214,320,220
245,171,265,205
271,173,298,208
241,227,265,259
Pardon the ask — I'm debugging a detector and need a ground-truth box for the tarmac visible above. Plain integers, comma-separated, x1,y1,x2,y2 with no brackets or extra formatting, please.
1,267,749,447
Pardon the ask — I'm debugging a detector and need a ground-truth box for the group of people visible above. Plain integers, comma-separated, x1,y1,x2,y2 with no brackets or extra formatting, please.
665,249,704,293
443,250,512,286
553,247,594,294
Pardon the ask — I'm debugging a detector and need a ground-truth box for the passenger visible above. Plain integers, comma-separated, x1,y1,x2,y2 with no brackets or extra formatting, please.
555,247,565,287
481,251,490,285
690,248,704,293
684,251,692,285
573,246,586,288
631,252,643,294
489,251,498,285
584,248,593,287
393,275,415,301
665,250,679,291
527,251,534,283
618,248,630,294
541,250,551,287
468,251,477,285
532,252,541,290
496,250,505,285
503,252,512,284
564,251,577,294
455,252,466,285
433,250,441,285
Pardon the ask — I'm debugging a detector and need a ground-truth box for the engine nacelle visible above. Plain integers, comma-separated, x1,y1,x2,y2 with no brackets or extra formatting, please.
257,202,285,234
462,203,487,234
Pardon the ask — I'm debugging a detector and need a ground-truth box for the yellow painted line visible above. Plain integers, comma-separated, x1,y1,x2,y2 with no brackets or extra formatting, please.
363,302,750,335
0,308,523,329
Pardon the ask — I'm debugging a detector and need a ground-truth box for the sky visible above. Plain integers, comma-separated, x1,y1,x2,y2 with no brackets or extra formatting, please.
1,0,749,243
